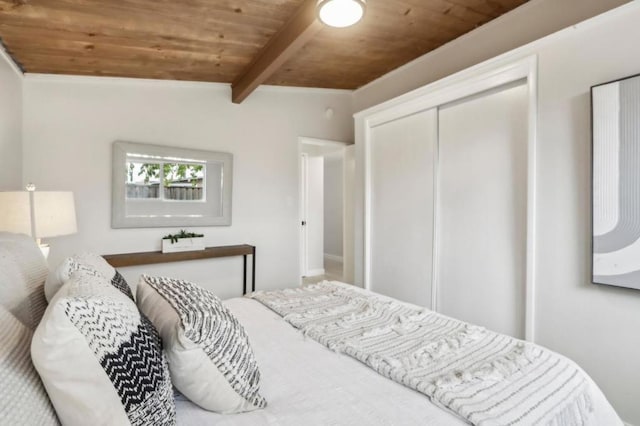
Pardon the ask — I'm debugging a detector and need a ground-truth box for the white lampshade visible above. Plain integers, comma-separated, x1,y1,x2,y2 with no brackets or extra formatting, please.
317,0,366,28
0,190,77,238
0,192,32,235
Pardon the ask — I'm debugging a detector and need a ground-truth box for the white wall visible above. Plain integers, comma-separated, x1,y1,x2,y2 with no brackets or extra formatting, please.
353,0,631,112
22,75,353,299
352,4,640,424
0,50,22,190
533,8,640,424
323,153,343,258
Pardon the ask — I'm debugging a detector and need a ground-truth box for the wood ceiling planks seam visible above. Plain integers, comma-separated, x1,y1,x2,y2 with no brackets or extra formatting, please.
0,0,528,101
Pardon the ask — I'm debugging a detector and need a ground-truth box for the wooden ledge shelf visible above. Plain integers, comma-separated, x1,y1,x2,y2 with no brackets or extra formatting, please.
103,245,254,267
103,244,256,295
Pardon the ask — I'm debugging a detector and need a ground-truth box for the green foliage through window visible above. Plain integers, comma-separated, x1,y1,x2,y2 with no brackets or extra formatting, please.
137,163,204,187
125,160,206,201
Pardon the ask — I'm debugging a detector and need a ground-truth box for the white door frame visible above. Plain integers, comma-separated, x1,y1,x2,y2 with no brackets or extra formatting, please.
299,152,309,278
298,137,349,283
355,55,538,342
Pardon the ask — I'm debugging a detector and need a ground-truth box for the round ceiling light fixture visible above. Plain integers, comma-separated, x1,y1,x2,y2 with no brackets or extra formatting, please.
317,0,366,28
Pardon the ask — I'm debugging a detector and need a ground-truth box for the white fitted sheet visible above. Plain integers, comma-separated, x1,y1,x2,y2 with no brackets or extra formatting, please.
175,295,621,426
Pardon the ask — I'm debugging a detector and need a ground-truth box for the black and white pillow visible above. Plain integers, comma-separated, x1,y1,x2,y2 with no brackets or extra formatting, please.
45,252,134,301
137,275,266,413
32,271,175,426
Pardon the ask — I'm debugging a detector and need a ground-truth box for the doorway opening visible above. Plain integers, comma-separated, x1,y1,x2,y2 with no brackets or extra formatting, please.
299,137,353,285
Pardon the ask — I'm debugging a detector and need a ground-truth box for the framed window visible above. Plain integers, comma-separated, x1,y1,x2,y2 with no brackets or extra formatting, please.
112,141,233,228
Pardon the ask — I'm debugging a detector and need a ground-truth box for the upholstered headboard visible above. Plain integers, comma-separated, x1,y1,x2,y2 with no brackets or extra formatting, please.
0,232,60,424
0,232,49,330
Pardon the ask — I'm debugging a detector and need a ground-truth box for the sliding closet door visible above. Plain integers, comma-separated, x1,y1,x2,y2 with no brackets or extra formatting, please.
369,109,437,307
437,83,528,338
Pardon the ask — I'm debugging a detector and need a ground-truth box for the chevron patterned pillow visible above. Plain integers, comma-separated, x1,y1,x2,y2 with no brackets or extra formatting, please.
45,252,134,302
32,270,175,426
137,275,267,414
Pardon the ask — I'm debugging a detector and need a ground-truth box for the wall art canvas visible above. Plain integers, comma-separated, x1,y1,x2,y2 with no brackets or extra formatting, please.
592,73,640,290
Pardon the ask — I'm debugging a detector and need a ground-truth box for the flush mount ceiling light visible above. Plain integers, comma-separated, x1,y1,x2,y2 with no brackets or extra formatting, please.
317,0,366,28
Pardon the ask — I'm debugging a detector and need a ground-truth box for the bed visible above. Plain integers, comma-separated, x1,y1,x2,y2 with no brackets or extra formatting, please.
176,296,468,425
176,287,622,426
0,232,624,425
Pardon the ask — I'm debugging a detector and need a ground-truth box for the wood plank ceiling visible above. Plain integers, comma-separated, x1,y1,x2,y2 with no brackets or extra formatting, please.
0,0,528,101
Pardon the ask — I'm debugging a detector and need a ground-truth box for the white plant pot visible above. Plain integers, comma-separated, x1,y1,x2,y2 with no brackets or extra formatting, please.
162,237,205,253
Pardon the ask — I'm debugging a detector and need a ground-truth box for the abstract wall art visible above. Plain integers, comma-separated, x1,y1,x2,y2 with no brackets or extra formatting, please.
592,73,640,290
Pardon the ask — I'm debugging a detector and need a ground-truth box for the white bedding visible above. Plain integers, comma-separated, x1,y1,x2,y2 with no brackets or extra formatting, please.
176,297,467,425
176,292,621,426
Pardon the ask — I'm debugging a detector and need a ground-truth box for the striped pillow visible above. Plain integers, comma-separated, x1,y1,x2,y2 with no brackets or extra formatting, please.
0,305,59,425
32,271,175,426
137,275,266,413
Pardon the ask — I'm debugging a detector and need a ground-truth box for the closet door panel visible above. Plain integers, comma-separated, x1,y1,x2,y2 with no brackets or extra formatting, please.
369,109,437,307
437,83,528,338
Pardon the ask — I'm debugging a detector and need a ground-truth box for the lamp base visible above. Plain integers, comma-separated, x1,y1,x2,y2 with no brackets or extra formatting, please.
39,243,50,260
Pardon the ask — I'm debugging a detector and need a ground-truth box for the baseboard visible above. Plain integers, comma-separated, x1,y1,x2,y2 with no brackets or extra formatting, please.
324,253,343,263
305,268,325,277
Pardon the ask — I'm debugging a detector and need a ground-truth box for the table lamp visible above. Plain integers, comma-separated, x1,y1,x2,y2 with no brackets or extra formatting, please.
0,184,77,258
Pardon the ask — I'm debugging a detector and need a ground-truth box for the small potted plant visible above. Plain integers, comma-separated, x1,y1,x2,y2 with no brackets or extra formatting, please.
162,230,205,253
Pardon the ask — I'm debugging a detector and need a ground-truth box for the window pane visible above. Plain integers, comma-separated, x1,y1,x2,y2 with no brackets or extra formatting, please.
163,163,205,201
126,161,161,199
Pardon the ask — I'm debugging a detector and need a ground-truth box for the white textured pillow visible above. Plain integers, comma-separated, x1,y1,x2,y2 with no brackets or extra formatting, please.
0,305,59,425
32,271,175,426
0,232,49,329
45,252,133,302
137,275,266,414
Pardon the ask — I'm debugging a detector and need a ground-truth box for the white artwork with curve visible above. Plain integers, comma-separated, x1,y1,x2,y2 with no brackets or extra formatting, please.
592,74,640,290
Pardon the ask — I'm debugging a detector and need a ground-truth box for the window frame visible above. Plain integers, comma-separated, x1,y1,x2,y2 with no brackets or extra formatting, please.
112,141,233,228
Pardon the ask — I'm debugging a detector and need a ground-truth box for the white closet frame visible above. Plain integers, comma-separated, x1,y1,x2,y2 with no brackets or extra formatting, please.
355,55,538,342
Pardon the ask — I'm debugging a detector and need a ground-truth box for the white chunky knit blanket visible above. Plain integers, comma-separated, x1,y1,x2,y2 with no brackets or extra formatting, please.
252,282,594,426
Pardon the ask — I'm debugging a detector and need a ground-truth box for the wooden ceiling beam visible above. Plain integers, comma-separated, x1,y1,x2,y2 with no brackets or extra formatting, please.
231,0,323,104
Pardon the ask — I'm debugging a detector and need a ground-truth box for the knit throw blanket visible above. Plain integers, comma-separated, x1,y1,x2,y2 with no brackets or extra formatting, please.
252,282,594,426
